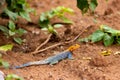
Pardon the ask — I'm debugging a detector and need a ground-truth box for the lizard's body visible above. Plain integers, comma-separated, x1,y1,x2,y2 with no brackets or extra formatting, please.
14,44,80,69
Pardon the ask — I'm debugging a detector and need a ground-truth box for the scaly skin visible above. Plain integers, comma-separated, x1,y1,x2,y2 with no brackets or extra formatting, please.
14,44,80,69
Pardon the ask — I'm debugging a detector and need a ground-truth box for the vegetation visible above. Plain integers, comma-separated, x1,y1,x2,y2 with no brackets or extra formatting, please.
5,74,24,80
39,6,74,35
77,0,98,14
0,44,23,80
0,44,13,51
0,54,9,68
0,0,108,45
1,0,33,21
0,21,27,44
0,44,13,68
0,0,30,44
79,25,120,46
0,0,101,44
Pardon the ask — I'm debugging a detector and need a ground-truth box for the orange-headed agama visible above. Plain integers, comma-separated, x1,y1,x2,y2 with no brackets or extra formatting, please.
14,44,80,69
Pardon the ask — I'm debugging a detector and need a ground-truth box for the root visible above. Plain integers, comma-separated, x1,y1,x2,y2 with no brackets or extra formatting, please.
35,34,52,51
31,43,62,55
31,26,90,55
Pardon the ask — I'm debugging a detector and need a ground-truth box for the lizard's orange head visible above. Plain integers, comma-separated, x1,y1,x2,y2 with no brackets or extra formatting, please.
67,44,80,52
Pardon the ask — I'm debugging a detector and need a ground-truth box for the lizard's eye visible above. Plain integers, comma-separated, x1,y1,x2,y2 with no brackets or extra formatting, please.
70,47,74,51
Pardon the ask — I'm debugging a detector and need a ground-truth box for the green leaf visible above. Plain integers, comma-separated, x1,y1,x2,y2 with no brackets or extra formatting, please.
1,61,9,68
26,8,35,13
103,33,114,46
47,11,55,19
0,44,13,51
19,11,31,21
9,30,15,36
91,30,104,42
4,8,18,21
17,0,26,4
77,0,89,14
5,74,24,80
47,25,57,34
89,0,98,12
54,24,63,28
39,21,50,29
8,21,16,31
100,25,120,36
0,25,9,35
48,25,54,32
0,59,9,68
41,27,48,31
13,37,23,44
59,16,73,24
78,37,90,43
55,6,74,14
40,13,48,21
5,0,32,22
16,28,27,36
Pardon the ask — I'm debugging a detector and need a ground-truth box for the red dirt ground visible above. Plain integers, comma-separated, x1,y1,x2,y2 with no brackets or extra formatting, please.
1,0,120,80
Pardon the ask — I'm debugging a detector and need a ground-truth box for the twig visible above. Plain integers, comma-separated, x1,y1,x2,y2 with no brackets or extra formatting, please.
31,43,63,55
35,34,52,51
31,26,90,55
72,26,91,42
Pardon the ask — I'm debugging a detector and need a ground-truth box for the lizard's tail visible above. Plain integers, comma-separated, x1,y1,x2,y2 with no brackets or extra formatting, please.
14,60,49,69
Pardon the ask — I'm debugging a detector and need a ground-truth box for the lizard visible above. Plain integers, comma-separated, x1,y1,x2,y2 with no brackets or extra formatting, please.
14,44,80,69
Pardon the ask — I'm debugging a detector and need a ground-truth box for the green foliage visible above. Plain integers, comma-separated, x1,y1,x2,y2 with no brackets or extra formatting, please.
90,30,104,42
3,8,18,21
5,74,24,80
19,11,31,21
0,54,9,68
0,44,13,51
39,6,74,34
0,21,27,44
77,0,98,14
79,25,120,46
77,0,89,14
103,33,114,46
0,59,9,68
13,37,23,45
89,0,98,12
100,25,120,36
1,0,32,21
0,44,13,68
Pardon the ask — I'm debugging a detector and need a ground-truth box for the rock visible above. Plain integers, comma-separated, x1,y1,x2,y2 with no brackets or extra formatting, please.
0,71,4,80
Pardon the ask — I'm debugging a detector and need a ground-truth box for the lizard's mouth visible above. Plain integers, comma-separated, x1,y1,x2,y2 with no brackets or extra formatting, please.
72,53,76,56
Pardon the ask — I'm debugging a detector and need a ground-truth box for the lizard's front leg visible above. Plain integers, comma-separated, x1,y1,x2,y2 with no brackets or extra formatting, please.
68,53,74,59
